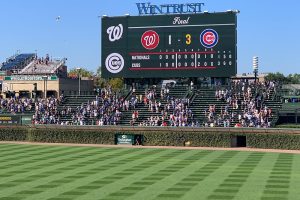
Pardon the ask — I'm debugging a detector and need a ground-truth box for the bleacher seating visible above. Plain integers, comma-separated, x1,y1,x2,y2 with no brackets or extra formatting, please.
57,95,99,125
119,85,190,126
1,54,35,71
189,83,282,127
0,81,284,127
189,87,227,125
20,58,66,75
31,83,283,127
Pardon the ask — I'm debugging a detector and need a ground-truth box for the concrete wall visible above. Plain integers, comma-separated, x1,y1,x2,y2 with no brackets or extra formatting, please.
59,78,94,96
1,77,94,98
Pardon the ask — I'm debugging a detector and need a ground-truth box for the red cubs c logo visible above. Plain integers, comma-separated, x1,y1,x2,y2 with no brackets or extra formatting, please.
141,30,160,50
200,29,219,48
203,32,216,45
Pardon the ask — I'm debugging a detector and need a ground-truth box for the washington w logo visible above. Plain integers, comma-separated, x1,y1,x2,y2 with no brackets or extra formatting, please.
107,24,123,42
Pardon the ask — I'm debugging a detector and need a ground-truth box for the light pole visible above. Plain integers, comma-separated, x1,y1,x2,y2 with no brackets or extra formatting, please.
252,56,259,84
42,75,48,98
76,67,81,96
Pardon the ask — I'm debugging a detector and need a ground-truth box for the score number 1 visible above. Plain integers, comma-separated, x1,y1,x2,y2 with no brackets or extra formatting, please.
168,34,192,45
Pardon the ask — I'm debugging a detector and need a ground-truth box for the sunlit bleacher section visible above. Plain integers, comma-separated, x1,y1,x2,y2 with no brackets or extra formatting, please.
181,82,282,127
44,82,283,127
0,97,35,114
0,63,286,127
57,95,99,125
189,87,227,126
0,54,35,72
20,57,67,76
0,53,67,76
119,85,193,126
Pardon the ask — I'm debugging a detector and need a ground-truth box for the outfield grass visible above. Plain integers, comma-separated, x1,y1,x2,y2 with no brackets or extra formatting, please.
0,144,299,200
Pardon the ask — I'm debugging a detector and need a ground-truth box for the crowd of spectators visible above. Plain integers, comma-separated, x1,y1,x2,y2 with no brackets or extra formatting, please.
75,87,124,126
32,97,61,124
0,81,278,128
136,86,197,127
0,97,34,114
207,80,276,128
33,54,50,66
0,86,125,125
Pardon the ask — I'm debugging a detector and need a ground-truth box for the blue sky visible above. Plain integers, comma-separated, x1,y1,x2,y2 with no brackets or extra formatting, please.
0,0,299,75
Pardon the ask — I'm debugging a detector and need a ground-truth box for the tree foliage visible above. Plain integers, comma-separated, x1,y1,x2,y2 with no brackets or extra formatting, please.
286,74,300,84
95,66,124,91
68,68,94,79
265,72,287,83
108,78,124,91
265,73,300,84
94,66,108,88
94,77,107,88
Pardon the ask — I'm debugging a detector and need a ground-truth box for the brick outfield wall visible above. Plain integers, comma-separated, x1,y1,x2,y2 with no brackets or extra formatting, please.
1,125,300,150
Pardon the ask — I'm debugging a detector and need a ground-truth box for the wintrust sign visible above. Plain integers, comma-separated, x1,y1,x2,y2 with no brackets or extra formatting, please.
136,2,205,15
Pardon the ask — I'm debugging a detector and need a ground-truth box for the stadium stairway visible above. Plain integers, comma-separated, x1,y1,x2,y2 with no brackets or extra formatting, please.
189,87,228,125
263,88,283,125
118,85,189,126
118,87,163,126
221,87,282,127
57,95,97,124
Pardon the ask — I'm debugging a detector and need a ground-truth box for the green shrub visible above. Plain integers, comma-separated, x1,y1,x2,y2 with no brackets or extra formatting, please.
141,131,231,147
276,124,300,128
0,126,27,141
1,126,300,150
247,133,300,150
29,128,115,144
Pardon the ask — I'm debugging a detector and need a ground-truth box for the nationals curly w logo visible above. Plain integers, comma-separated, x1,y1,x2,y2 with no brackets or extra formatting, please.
107,24,123,42
141,30,160,50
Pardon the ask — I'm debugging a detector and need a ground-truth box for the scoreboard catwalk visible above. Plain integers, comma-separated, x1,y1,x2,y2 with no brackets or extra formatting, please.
102,12,237,78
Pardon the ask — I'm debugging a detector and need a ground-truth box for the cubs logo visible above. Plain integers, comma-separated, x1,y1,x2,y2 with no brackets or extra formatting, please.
141,30,160,50
107,24,123,42
105,53,124,74
200,29,218,48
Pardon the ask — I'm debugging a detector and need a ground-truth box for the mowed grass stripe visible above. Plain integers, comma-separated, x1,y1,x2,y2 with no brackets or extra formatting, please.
0,146,107,196
0,143,62,157
0,144,91,164
207,152,264,200
0,144,300,200
0,145,106,181
0,146,151,198
62,149,188,200
101,150,213,200
26,148,168,200
183,152,260,200
261,153,294,200
155,151,239,200
0,145,90,174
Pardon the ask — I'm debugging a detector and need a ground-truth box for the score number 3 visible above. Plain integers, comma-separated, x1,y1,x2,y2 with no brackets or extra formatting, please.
185,34,191,45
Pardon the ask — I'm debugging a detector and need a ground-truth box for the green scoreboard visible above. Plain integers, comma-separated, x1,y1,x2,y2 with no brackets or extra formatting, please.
101,12,237,78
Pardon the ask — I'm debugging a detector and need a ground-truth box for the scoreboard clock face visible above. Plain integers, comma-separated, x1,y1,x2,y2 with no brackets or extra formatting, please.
102,13,237,78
